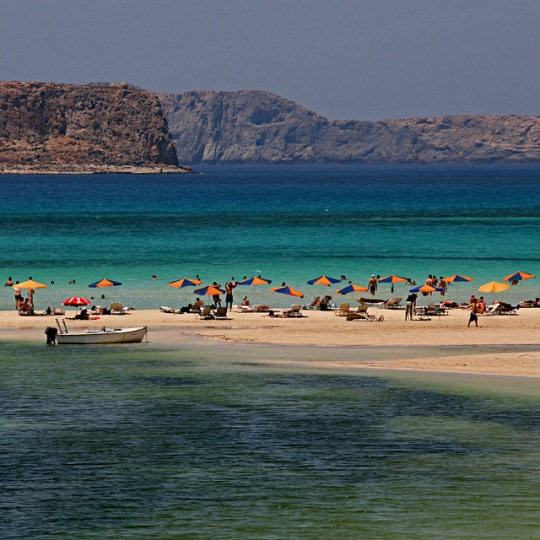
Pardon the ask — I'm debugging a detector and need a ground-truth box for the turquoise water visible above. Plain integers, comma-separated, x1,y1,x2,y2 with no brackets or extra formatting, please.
0,165,539,310
0,341,539,538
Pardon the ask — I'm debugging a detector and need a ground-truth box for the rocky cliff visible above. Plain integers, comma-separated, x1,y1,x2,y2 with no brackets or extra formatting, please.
0,81,191,173
159,90,540,164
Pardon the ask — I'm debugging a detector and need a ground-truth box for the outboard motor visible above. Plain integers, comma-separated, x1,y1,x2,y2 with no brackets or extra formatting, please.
45,326,58,345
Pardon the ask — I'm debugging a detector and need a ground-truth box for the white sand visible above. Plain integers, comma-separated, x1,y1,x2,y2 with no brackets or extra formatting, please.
1,307,539,377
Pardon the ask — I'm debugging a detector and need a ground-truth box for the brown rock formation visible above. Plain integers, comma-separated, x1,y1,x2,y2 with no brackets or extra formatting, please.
0,81,192,173
159,90,540,164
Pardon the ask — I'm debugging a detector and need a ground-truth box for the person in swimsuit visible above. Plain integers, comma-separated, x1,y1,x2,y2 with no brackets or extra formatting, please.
368,275,378,295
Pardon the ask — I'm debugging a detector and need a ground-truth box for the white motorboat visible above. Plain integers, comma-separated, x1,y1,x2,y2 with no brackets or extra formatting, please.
49,320,147,344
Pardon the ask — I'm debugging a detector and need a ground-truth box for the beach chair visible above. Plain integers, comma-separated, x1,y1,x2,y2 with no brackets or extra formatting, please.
384,297,403,309
199,306,214,320
111,302,125,315
426,304,447,317
160,305,179,314
335,303,350,316
346,305,384,322
283,304,303,318
213,307,231,320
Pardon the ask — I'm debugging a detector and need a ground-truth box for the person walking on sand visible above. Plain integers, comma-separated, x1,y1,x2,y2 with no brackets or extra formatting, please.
405,293,417,321
467,297,479,327
368,274,378,296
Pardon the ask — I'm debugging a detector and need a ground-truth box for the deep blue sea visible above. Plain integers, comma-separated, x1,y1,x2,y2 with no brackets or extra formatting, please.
0,165,538,310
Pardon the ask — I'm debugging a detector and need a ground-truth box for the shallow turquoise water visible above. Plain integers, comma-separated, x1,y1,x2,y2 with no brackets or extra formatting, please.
1,341,539,538
0,164,538,310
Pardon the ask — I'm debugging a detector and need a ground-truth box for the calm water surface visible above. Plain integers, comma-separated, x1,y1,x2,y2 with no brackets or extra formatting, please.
0,165,538,309
1,341,539,538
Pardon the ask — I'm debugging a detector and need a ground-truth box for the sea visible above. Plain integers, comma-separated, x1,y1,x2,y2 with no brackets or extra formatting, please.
0,164,539,310
1,165,539,537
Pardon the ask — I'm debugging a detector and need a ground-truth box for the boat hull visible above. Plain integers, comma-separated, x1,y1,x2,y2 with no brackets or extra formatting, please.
56,326,147,344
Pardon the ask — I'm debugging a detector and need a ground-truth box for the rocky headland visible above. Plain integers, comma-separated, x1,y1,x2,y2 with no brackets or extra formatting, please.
159,90,540,164
0,81,192,174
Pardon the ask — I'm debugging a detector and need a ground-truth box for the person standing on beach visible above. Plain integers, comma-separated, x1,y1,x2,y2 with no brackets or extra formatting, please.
405,293,417,320
28,288,35,309
368,275,378,295
13,283,22,310
225,278,237,311
439,277,446,296
467,297,479,327
212,282,222,307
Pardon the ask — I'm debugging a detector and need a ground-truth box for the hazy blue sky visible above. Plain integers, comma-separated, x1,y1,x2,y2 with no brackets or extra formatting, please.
1,0,538,120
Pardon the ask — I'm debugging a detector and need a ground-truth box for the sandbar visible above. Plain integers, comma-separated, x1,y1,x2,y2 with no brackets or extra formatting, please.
1,307,539,377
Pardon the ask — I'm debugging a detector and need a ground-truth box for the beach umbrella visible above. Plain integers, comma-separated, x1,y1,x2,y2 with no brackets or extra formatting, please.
88,278,122,288
13,279,48,289
307,275,341,301
168,277,202,288
62,297,92,307
237,276,272,286
62,296,92,315
307,275,341,286
377,275,409,294
503,271,536,283
169,277,203,305
271,285,304,299
237,276,272,305
193,285,225,297
335,283,369,295
478,281,510,294
409,284,443,294
441,274,473,283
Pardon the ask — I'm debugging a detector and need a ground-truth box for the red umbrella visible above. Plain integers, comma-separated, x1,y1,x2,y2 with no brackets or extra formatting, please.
62,297,92,307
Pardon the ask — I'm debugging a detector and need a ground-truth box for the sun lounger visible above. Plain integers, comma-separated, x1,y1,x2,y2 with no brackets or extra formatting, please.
199,306,214,320
384,297,403,309
213,307,232,320
426,304,447,317
486,303,519,316
282,304,303,318
346,305,384,322
335,303,350,316
160,306,180,314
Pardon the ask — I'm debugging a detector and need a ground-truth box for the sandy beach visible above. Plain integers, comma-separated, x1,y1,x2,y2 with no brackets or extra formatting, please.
1,306,539,378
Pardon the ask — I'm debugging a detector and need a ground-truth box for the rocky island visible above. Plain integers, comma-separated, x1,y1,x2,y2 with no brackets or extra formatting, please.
159,90,540,164
0,81,192,174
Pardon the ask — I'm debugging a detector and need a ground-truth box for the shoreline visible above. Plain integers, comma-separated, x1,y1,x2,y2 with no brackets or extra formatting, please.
1,307,539,378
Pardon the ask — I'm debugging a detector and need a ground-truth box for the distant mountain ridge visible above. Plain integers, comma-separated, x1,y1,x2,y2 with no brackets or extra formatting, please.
0,81,191,173
159,90,540,164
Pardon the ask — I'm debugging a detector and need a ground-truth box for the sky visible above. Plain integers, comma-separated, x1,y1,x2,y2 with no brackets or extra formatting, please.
1,0,539,121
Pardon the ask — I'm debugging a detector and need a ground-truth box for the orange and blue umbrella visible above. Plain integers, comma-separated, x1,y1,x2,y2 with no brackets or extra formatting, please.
378,275,409,294
271,285,304,298
503,271,536,283
88,278,122,288
410,284,443,294
193,285,225,297
307,275,341,286
378,275,409,284
168,277,202,288
237,276,272,286
441,274,473,283
336,283,369,295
